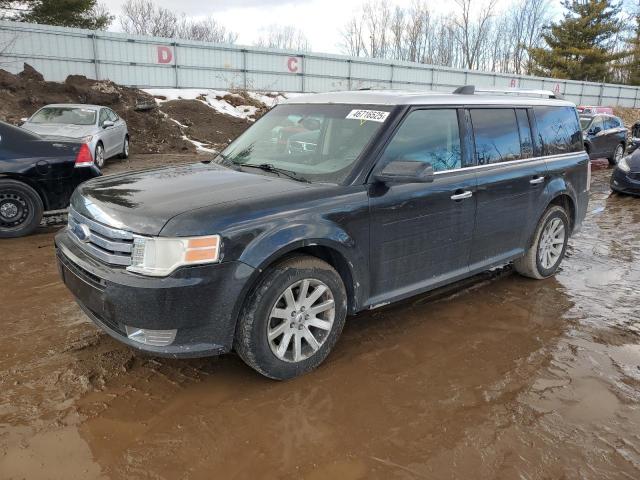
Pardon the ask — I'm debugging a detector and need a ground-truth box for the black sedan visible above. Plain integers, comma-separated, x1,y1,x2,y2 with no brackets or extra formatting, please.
581,114,627,165
0,121,101,237
611,149,640,196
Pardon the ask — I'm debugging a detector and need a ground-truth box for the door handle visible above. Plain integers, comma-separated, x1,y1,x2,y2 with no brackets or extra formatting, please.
450,191,473,201
530,176,545,185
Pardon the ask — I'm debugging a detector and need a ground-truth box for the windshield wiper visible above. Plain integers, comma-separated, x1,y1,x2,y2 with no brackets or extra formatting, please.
240,163,311,183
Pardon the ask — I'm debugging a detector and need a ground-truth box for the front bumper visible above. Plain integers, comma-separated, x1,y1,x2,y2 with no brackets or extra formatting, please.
611,168,640,196
55,229,255,358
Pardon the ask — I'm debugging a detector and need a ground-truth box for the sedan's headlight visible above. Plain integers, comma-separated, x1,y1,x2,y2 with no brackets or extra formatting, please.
618,156,631,172
127,235,221,276
81,135,94,143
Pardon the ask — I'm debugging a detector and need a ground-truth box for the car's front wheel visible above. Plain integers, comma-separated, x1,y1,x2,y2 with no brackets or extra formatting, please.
609,143,624,166
234,255,347,380
514,205,569,279
0,179,43,238
120,135,130,159
94,143,105,169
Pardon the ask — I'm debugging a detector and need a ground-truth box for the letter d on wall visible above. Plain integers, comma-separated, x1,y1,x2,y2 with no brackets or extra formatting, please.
157,46,173,64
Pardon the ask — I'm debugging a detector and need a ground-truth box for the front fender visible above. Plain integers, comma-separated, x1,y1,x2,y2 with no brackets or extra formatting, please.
237,221,367,310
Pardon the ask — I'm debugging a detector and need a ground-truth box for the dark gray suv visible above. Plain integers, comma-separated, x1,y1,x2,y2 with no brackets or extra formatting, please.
56,87,590,379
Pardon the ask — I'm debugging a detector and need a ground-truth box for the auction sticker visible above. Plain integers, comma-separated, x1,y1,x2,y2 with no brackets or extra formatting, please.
346,109,389,123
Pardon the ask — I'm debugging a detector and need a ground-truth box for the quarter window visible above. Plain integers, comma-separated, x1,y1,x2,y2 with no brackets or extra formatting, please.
470,109,521,164
380,109,462,172
533,106,582,155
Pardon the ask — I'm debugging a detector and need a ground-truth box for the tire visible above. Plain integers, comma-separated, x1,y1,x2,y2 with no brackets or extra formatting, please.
234,255,347,380
120,135,130,159
608,143,624,166
514,205,569,280
94,142,105,169
0,179,44,238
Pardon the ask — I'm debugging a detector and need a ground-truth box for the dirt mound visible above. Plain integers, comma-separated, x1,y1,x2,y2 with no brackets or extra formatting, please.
160,99,252,150
613,107,640,128
0,64,194,155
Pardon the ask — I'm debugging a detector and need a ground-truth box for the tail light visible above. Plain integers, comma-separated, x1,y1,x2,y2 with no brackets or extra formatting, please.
75,144,93,167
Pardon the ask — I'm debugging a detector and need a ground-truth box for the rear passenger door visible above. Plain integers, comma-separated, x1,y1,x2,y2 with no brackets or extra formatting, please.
469,108,547,268
368,108,477,305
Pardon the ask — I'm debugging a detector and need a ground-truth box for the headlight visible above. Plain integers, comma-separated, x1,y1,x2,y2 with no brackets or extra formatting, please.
81,135,94,143
618,156,631,172
127,235,221,276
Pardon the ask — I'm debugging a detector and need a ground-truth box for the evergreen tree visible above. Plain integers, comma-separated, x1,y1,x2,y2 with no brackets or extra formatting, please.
1,0,112,29
528,0,625,82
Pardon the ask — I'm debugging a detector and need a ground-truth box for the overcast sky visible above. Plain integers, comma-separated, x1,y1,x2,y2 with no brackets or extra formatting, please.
104,0,564,54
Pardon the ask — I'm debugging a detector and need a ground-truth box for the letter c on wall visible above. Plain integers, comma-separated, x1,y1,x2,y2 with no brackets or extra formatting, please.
287,57,299,73
157,46,173,64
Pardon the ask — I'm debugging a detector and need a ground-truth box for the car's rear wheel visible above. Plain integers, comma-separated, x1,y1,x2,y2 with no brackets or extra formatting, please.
120,136,130,159
0,179,43,238
514,205,569,279
94,142,105,169
609,143,624,166
234,255,347,380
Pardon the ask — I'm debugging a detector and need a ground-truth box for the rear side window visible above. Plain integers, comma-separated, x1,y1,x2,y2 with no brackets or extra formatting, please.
470,109,521,164
516,109,533,159
533,106,582,155
380,109,462,172
605,117,620,129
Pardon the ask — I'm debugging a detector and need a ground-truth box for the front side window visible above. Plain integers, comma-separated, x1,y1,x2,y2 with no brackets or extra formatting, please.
533,106,582,155
215,104,392,184
99,109,109,125
470,109,521,164
379,109,461,172
107,109,119,122
29,107,96,126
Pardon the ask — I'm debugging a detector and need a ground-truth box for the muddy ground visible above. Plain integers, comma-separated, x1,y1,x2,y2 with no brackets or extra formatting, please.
1,162,639,479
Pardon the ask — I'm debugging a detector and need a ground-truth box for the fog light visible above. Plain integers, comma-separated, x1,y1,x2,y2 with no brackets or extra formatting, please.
125,326,177,347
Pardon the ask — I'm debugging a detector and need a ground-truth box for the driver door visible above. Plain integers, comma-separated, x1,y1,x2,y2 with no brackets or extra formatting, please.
367,108,477,306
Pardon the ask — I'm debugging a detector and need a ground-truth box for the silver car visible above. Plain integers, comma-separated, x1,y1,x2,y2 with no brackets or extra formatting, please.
21,104,129,169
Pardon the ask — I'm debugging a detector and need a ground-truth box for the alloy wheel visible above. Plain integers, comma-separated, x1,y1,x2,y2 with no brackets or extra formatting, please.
538,217,566,270
267,278,335,363
95,145,105,169
614,145,624,164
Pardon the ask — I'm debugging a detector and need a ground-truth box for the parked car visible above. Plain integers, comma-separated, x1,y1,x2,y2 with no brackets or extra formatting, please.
55,88,589,379
577,105,614,115
580,114,627,165
21,104,129,169
627,121,640,155
611,149,640,195
0,122,101,237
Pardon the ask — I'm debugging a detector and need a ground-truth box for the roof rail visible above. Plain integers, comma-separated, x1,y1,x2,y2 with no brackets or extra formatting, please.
452,85,563,100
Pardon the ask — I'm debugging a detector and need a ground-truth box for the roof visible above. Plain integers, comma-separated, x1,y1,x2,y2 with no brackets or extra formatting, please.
282,90,575,107
37,104,103,109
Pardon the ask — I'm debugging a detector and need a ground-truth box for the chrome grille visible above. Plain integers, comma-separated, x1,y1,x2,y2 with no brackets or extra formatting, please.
67,207,133,266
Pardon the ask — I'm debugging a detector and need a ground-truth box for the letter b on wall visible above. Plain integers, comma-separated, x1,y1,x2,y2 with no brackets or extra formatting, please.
157,46,173,64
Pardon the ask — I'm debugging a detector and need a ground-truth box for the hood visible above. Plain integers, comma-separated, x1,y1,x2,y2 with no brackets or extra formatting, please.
71,162,312,235
22,123,96,139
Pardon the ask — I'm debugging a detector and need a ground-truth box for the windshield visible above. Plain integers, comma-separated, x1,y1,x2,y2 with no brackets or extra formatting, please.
215,104,393,183
579,117,592,130
29,107,97,126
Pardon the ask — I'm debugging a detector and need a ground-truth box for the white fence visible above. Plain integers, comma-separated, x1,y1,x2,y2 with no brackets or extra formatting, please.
1,19,639,107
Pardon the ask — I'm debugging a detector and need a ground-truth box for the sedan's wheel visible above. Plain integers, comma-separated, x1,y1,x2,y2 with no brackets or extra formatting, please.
0,179,43,238
609,143,624,166
514,205,569,279
94,143,105,169
234,255,347,380
120,136,130,159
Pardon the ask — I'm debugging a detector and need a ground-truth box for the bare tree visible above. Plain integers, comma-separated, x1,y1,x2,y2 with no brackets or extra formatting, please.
340,16,366,57
450,0,497,70
119,0,237,43
255,25,311,51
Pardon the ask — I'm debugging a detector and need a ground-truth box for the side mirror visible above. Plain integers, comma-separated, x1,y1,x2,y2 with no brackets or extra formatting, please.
374,159,434,184
102,120,115,129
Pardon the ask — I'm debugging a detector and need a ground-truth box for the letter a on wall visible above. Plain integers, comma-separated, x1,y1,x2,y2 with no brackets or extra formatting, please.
157,46,174,64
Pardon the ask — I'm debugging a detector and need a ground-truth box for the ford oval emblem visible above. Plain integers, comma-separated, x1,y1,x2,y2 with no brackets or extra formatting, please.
73,223,92,243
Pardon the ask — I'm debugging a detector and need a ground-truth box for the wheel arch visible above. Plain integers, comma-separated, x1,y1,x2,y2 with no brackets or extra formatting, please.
0,173,50,210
